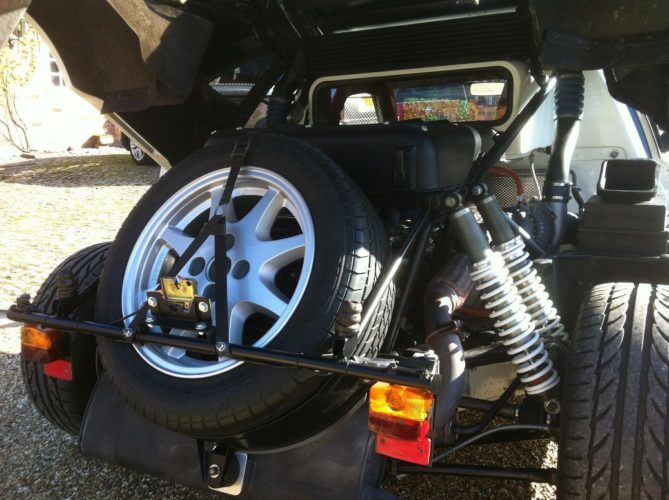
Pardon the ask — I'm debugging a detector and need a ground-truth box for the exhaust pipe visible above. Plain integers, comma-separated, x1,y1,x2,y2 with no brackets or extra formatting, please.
424,253,472,443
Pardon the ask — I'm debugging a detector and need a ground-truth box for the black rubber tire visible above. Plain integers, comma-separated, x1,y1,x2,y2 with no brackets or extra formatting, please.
121,134,155,166
129,141,155,166
97,133,394,447
21,242,110,435
558,282,669,498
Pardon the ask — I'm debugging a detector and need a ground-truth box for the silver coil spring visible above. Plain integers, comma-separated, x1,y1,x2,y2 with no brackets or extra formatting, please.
470,251,560,396
496,236,569,346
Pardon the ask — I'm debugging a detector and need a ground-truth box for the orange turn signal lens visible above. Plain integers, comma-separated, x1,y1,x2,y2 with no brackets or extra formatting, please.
21,325,67,363
369,382,434,422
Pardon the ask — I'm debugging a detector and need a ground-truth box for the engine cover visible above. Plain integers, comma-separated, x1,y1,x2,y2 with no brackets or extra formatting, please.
209,121,490,197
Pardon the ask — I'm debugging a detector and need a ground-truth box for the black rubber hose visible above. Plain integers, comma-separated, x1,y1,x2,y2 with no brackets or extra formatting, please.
266,74,295,127
545,73,585,187
476,194,515,246
424,253,472,443
449,208,491,264
543,72,585,251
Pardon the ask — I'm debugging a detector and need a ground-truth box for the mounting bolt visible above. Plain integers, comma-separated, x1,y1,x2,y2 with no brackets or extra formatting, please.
145,316,154,324
544,398,561,415
208,464,221,479
215,341,228,354
122,328,134,339
147,296,158,308
444,194,460,209
198,301,210,313
471,184,484,197
195,322,208,331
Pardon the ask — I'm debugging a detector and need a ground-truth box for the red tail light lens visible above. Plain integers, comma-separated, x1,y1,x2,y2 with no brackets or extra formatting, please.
368,413,430,441
376,434,432,466
43,359,73,381
368,382,434,465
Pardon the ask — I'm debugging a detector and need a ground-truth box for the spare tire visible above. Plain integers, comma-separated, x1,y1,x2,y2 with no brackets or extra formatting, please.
97,133,394,449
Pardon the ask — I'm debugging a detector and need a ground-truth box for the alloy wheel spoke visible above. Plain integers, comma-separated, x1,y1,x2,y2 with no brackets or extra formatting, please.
243,188,284,240
210,187,238,223
164,328,197,360
209,187,224,219
160,226,194,257
247,279,289,318
228,302,253,346
256,234,305,277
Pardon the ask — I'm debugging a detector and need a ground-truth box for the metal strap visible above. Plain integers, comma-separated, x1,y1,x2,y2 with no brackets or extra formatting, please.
212,136,255,345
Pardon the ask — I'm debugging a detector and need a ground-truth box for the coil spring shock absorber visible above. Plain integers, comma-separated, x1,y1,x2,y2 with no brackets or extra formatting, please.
450,205,560,396
474,188,569,348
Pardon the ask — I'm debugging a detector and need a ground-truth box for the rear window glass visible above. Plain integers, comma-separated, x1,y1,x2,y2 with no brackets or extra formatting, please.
313,69,511,126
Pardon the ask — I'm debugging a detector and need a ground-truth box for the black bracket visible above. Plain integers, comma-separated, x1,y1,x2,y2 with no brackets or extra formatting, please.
204,447,241,491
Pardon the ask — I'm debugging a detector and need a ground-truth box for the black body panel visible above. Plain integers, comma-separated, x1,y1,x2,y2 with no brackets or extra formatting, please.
81,374,387,499
303,10,533,77
209,122,489,196
577,159,668,257
530,0,669,130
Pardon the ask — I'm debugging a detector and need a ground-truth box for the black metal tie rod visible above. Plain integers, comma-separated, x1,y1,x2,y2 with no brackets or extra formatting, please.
392,463,556,484
7,307,440,392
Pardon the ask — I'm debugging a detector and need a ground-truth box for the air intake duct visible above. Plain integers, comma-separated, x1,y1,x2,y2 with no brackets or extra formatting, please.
543,72,585,251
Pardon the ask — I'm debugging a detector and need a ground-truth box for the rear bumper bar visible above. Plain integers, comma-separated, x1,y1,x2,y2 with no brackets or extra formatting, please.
7,306,440,392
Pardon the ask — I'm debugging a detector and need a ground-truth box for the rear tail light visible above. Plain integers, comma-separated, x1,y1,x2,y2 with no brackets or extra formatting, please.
21,325,68,363
43,359,73,381
368,382,434,465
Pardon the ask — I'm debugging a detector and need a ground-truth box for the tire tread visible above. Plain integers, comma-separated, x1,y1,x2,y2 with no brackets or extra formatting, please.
21,243,109,435
558,283,669,499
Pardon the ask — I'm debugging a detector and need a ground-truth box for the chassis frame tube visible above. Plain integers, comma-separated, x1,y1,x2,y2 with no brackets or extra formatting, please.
393,463,556,483
7,308,439,391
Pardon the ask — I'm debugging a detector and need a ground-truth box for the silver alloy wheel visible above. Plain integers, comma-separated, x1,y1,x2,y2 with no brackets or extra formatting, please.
121,166,315,378
129,141,146,162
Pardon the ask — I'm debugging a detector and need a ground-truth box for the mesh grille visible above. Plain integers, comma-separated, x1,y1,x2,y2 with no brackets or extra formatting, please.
340,96,380,125
485,171,546,209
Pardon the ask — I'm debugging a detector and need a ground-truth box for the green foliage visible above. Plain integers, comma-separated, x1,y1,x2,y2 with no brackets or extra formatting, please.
457,99,472,121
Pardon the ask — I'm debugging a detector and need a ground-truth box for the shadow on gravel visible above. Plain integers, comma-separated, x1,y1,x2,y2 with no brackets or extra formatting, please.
0,154,159,187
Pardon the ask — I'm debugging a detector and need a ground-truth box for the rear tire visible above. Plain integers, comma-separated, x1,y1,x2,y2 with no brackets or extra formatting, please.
558,282,669,498
21,243,110,435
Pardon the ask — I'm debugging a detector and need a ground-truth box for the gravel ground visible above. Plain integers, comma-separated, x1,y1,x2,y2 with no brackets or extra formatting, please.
0,154,556,498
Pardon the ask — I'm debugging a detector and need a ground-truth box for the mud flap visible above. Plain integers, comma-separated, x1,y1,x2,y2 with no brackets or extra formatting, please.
80,373,394,499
